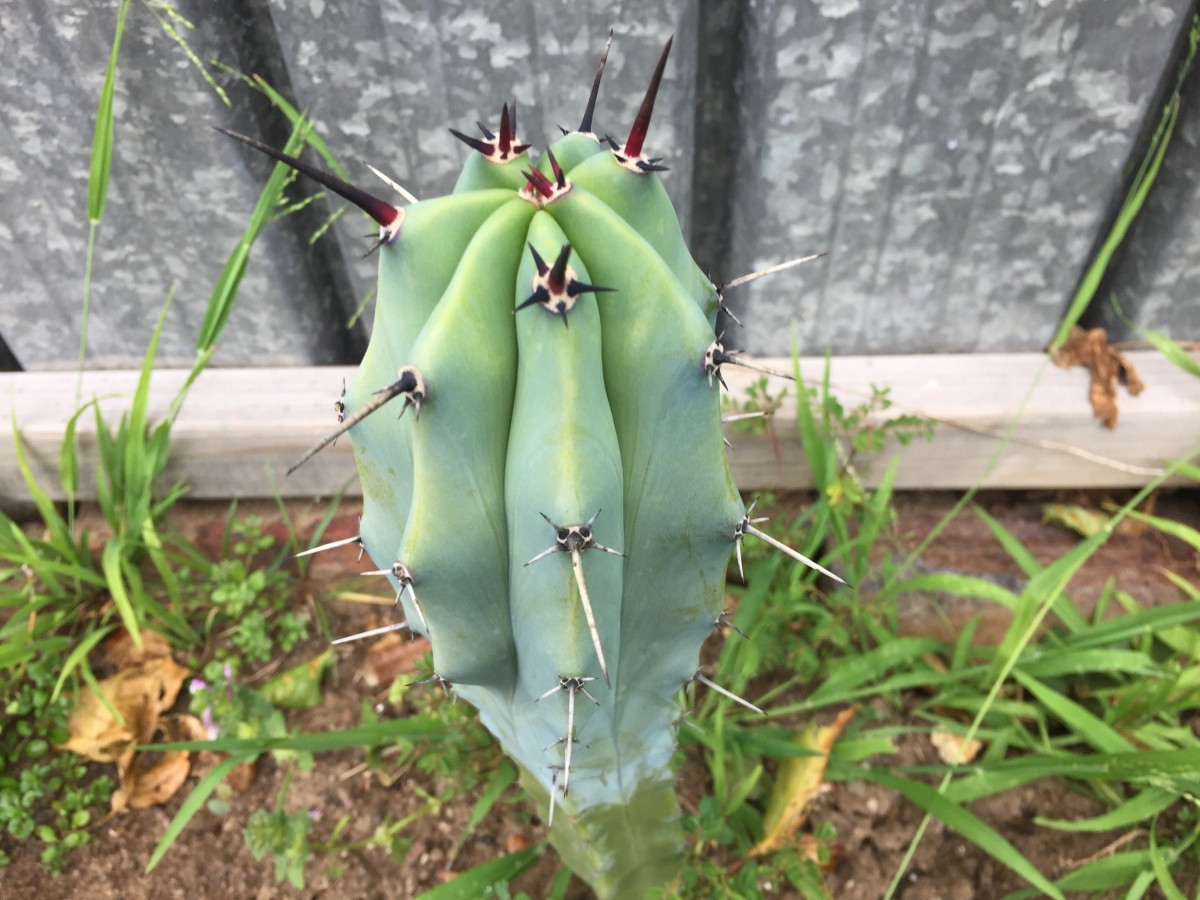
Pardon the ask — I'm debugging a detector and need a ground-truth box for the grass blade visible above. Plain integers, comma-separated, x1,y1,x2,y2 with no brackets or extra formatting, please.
150,715,449,756
1017,647,1161,679
146,754,250,872
972,505,1043,578
50,625,116,703
414,846,540,899
1049,85,1183,348
1122,509,1200,552
893,572,1020,611
1148,825,1189,900
78,0,133,401
867,770,1065,899
453,761,516,859
944,749,1200,803
804,638,944,708
197,118,312,354
1060,601,1200,651
100,539,140,647
87,0,131,225
59,398,101,510
1112,301,1200,378
1035,787,1176,832
1010,670,1134,753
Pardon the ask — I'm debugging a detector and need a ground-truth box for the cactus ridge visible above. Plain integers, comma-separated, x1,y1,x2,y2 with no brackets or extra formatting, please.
231,35,842,897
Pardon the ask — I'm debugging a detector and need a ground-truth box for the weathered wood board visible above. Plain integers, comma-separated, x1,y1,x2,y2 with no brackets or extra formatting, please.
2,351,1195,508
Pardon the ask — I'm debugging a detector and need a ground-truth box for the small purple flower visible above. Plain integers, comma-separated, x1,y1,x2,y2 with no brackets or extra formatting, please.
202,706,218,739
189,678,208,695
308,806,322,822
223,662,234,698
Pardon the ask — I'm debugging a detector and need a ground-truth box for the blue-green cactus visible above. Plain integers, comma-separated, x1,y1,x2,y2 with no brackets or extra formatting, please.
224,36,840,898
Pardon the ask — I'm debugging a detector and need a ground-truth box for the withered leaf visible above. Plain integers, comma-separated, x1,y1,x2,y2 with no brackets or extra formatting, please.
1042,502,1110,538
359,633,431,688
263,649,334,709
58,656,191,763
750,706,857,857
111,714,209,813
1051,326,1144,429
98,627,172,669
930,728,983,765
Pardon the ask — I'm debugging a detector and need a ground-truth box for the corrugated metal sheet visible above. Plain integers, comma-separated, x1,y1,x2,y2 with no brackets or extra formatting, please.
0,0,1195,370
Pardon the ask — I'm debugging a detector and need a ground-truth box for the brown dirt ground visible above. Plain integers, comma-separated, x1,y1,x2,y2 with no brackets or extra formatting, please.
1,490,1198,899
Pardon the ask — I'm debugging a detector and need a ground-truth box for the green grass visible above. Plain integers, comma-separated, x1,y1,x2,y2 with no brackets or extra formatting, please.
675,360,1200,899
0,1,338,875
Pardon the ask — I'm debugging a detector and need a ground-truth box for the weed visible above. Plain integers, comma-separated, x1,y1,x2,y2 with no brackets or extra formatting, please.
242,776,315,889
0,650,114,873
200,515,308,666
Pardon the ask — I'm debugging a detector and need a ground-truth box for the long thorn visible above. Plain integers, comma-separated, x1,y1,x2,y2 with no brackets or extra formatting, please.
725,353,797,382
624,37,672,158
694,672,765,715
579,29,614,133
745,523,846,584
722,411,766,424
562,680,577,796
570,549,610,686
410,672,452,697
295,534,361,558
362,161,419,204
403,582,430,634
721,253,827,292
215,127,401,233
716,610,749,639
287,368,422,475
331,620,409,645
287,388,400,474
524,545,558,566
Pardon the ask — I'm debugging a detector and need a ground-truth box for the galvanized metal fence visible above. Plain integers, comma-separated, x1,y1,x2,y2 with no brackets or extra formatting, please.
1,0,1197,371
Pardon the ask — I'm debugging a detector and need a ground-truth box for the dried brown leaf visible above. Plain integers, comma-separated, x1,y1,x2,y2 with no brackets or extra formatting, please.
750,706,857,857
58,656,191,762
111,715,207,813
930,728,983,765
359,633,431,687
98,627,172,669
1051,326,1144,428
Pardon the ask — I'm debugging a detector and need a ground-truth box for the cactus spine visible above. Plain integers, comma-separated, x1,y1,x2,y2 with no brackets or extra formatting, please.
224,35,834,898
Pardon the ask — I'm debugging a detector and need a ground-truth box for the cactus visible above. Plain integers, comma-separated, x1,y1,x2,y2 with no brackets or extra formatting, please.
223,35,839,898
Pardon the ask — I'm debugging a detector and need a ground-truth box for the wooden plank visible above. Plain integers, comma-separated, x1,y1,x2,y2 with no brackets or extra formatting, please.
1,351,1196,505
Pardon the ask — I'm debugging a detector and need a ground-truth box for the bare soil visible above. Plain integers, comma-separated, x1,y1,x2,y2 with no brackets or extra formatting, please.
2,490,1197,899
